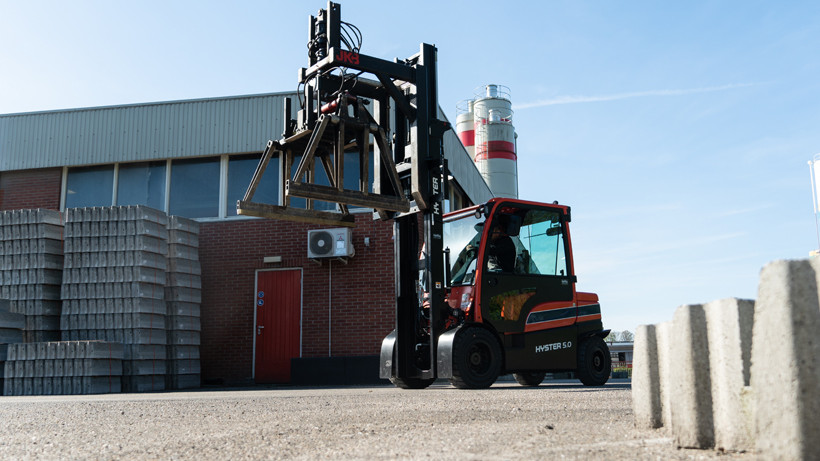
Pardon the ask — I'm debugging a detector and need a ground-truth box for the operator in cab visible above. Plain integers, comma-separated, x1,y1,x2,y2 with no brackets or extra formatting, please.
486,216,516,273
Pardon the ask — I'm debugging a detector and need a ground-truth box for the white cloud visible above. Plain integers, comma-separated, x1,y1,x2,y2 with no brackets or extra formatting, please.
514,83,761,110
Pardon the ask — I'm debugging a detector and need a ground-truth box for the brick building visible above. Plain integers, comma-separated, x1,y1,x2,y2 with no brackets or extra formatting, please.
0,93,492,385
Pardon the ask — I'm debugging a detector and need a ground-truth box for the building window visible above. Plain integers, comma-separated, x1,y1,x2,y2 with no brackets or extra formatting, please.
65,165,114,208
227,153,279,216
117,161,166,210
169,158,220,218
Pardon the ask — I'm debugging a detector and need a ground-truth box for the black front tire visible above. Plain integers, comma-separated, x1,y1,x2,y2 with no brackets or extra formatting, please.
450,327,502,389
576,336,611,386
513,371,546,387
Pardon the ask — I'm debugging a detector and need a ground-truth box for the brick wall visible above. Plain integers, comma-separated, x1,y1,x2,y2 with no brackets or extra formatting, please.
0,168,62,210
199,214,397,385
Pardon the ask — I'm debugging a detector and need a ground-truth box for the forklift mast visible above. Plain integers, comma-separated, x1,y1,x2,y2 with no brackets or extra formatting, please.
238,2,450,383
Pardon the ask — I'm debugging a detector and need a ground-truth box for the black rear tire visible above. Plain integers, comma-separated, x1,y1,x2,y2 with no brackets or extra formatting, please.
513,371,546,387
390,376,436,389
450,327,502,389
576,335,611,386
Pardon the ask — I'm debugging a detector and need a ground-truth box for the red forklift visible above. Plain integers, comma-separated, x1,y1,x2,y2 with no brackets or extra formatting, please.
239,2,611,390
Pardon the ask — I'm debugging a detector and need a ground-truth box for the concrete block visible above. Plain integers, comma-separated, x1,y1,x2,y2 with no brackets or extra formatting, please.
167,345,200,360
43,377,53,395
31,253,64,270
0,311,25,330
166,273,202,289
703,297,755,451
169,244,199,261
165,286,201,303
751,259,820,460
124,344,166,361
670,304,714,448
15,377,24,396
167,302,200,318
166,373,200,390
123,359,166,375
122,375,165,393
72,376,82,395
131,205,168,226
129,282,165,300
167,359,199,375
124,328,167,345
131,251,167,271
0,344,8,362
167,330,200,346
33,377,43,395
0,328,24,344
127,298,167,315
168,229,199,247
24,360,34,378
168,315,200,331
167,215,199,233
83,376,121,394
3,377,11,396
63,376,73,395
632,323,662,429
64,358,74,377
82,358,122,377
83,341,124,359
124,266,166,284
122,313,166,330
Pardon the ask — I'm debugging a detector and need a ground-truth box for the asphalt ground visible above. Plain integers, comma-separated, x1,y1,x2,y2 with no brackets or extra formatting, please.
0,380,754,460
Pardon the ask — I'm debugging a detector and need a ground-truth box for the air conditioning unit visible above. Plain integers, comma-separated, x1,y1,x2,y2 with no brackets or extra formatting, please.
307,228,355,259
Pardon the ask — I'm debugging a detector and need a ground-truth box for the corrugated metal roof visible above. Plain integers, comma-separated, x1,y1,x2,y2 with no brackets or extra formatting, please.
0,93,293,171
0,92,491,204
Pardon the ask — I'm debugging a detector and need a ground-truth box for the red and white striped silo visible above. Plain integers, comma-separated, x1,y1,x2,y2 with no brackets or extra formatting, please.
461,84,518,198
456,99,476,161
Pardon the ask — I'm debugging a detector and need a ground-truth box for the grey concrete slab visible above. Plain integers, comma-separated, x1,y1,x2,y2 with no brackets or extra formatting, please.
168,230,199,247
166,345,199,361
124,329,167,345
632,324,661,429
0,311,25,329
0,328,23,344
82,358,123,377
166,273,201,289
123,359,166,376
168,244,199,261
128,282,166,300
670,304,714,449
83,376,121,394
167,215,199,233
167,360,199,375
751,259,820,460
130,251,168,271
703,298,755,452
167,331,200,346
122,374,165,393
123,344,166,361
121,313,166,330
166,302,200,318
165,372,200,390
167,315,200,331
165,287,201,303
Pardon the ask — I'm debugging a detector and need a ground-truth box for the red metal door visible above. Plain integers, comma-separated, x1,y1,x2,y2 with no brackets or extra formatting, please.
254,269,301,383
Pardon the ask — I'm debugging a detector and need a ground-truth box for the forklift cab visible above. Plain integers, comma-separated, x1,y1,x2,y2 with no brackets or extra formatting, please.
445,198,575,334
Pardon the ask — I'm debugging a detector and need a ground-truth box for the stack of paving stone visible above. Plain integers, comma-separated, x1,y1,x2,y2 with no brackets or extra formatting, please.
165,216,202,390
61,206,168,392
0,209,64,342
0,298,25,393
3,341,123,395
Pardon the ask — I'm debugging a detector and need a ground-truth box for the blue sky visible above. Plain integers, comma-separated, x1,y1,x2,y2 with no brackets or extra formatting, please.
2,1,819,332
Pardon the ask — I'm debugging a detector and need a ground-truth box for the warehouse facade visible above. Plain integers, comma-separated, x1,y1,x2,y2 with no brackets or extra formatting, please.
0,92,492,385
